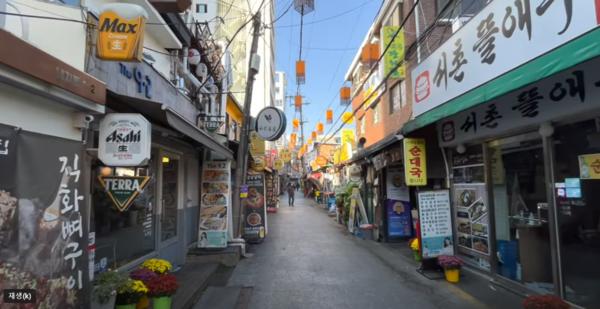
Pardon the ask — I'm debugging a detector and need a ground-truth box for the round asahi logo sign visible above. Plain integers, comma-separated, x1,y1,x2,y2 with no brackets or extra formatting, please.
255,107,286,141
99,113,151,166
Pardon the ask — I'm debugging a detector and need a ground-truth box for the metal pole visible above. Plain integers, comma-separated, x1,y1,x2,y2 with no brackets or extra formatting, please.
232,12,262,238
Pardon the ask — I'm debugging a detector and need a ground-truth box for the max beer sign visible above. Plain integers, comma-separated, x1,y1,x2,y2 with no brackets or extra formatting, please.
99,113,151,166
97,3,147,62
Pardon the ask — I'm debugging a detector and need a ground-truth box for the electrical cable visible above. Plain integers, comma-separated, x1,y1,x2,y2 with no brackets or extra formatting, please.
264,0,293,28
320,0,460,145
275,0,377,28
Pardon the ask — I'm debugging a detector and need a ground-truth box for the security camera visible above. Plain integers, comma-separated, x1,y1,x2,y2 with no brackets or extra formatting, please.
73,112,94,129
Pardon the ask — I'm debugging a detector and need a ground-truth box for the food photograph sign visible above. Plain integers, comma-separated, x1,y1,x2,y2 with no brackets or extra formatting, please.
243,173,267,241
199,161,231,248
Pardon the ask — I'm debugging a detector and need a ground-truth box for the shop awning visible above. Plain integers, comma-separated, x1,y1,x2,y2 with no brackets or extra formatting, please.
402,28,600,134
108,92,234,160
342,133,402,166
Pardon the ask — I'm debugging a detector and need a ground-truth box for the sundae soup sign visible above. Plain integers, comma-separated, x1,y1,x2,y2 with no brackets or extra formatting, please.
99,113,151,166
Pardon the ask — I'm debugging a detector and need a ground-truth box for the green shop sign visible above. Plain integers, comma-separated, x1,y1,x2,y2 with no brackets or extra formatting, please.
98,176,150,212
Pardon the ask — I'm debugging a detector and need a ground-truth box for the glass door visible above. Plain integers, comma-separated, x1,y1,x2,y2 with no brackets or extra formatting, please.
158,151,181,245
488,133,554,293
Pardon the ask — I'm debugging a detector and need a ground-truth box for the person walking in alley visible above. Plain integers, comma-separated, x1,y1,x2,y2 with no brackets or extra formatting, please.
287,183,295,207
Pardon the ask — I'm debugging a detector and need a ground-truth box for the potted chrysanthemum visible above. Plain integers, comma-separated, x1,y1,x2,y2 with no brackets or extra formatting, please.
146,273,179,309
115,278,149,309
437,255,464,283
141,258,172,275
129,268,158,309
522,295,569,309
91,270,127,309
409,238,421,262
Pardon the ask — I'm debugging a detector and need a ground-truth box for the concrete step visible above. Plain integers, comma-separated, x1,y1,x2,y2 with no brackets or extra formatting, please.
187,245,242,267
172,262,219,309
192,286,243,309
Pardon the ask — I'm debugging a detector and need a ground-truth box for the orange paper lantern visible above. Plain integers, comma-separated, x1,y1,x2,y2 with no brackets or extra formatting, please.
326,109,333,124
317,122,324,134
340,87,351,105
361,43,380,65
290,133,297,143
311,131,317,140
292,118,300,130
295,95,302,111
296,60,306,84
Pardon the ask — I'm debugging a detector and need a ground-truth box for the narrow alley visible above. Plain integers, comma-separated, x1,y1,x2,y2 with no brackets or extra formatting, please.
207,195,523,309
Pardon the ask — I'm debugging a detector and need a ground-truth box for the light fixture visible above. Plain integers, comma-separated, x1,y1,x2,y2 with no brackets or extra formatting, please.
100,166,113,176
456,144,466,154
162,156,170,164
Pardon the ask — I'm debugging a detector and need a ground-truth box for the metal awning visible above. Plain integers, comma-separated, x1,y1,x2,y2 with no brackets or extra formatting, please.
341,133,402,166
402,28,600,134
108,92,234,160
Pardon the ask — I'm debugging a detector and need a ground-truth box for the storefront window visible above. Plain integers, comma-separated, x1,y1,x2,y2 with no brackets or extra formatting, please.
553,119,600,308
489,135,554,292
91,159,156,271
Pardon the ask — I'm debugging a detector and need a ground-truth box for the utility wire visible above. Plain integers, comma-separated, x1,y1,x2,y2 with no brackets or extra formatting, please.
264,0,293,27
276,0,376,28
320,0,460,145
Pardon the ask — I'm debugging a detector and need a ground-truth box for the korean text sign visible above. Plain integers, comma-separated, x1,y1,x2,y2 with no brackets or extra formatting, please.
403,138,427,186
412,0,599,117
417,190,454,258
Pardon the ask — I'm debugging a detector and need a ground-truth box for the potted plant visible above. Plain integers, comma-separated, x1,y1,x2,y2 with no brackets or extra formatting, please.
91,270,127,309
522,295,569,309
146,273,179,309
140,258,172,275
129,268,158,309
115,278,149,309
437,255,464,283
409,238,421,262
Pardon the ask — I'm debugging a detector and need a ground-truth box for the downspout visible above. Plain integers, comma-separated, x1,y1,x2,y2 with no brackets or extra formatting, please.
414,0,421,63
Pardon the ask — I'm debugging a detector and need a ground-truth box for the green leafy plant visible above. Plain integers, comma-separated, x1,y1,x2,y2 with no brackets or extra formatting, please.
92,270,127,304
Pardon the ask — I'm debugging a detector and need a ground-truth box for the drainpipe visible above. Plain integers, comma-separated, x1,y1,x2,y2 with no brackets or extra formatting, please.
414,0,421,63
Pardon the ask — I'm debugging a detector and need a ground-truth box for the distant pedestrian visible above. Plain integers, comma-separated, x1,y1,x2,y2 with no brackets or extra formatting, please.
287,183,295,206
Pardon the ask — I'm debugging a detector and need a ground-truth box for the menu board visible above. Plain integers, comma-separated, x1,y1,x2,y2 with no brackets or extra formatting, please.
453,184,490,255
265,173,277,210
198,161,231,248
243,173,267,241
417,190,454,258
386,199,413,238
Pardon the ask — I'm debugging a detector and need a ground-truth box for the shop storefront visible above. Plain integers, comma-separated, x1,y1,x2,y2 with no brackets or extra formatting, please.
87,55,233,274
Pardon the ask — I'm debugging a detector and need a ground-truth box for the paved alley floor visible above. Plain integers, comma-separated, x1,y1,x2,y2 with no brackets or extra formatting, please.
226,195,520,309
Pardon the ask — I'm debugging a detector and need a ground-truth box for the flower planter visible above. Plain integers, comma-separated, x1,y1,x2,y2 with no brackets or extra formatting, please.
116,304,137,309
444,268,460,283
153,296,173,309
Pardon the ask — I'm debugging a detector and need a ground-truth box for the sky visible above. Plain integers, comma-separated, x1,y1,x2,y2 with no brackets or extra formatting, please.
272,0,383,143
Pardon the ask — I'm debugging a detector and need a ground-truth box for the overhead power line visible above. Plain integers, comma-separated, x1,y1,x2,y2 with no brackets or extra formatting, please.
275,0,376,28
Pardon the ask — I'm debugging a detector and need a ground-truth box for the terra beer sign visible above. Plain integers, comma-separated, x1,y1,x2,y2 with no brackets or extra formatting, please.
97,3,147,62
99,113,151,166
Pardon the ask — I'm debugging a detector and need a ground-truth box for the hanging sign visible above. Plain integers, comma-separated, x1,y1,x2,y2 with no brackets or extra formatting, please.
280,149,292,162
255,107,287,141
97,3,148,62
274,159,284,170
251,156,266,171
412,0,600,117
98,113,151,166
249,132,265,157
579,153,600,179
199,161,231,248
98,176,150,212
403,138,427,186
418,190,454,258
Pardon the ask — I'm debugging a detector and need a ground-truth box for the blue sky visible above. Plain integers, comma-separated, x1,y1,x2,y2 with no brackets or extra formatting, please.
273,0,382,143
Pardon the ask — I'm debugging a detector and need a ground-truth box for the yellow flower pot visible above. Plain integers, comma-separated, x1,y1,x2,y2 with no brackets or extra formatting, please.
444,268,460,283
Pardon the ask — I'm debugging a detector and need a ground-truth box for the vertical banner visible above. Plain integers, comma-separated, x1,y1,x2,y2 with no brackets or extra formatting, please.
403,138,427,186
417,190,454,258
243,173,266,241
454,184,490,255
0,127,89,307
265,173,277,212
199,161,231,248
382,26,405,79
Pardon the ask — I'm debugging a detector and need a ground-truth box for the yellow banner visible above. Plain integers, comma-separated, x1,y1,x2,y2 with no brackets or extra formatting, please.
97,5,147,62
403,138,427,186
383,26,406,79
579,153,600,179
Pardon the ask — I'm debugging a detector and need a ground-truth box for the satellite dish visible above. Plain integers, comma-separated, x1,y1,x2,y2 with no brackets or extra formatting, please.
195,63,208,83
188,48,201,65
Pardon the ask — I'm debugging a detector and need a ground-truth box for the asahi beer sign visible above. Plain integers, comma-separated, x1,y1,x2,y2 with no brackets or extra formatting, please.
99,113,151,166
412,0,600,117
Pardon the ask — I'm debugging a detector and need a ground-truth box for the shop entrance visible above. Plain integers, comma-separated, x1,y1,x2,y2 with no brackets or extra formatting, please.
488,134,554,293
157,150,184,266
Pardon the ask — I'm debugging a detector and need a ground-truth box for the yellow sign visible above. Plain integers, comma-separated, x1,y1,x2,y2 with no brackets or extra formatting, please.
251,156,265,171
403,138,427,186
274,159,284,170
249,132,265,156
579,153,600,179
316,156,328,166
383,26,406,79
97,4,147,62
280,149,292,162
339,129,355,163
